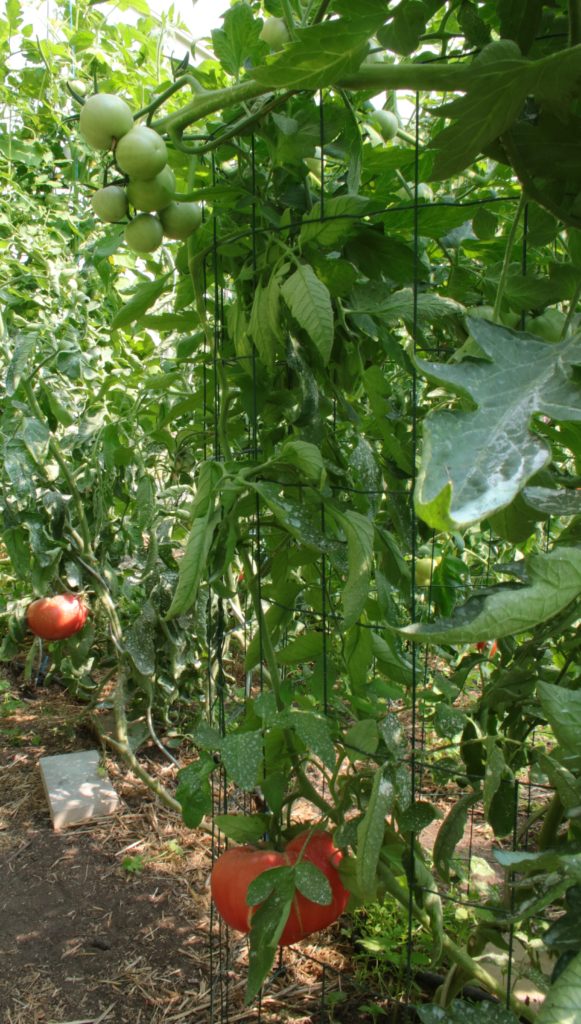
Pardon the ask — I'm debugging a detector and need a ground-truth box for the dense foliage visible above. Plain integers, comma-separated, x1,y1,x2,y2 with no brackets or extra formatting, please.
2,0,581,1018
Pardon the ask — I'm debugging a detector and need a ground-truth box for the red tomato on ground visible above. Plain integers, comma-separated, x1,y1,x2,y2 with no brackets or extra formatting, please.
26,594,88,641
476,640,498,657
210,830,349,945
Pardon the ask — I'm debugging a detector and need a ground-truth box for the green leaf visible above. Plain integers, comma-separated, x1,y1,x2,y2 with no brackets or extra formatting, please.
214,814,270,844
378,0,429,56
345,719,379,759
277,632,324,664
249,274,283,369
295,861,332,905
221,731,264,792
433,792,480,881
337,510,374,629
289,710,336,770
356,764,394,897
246,876,294,1003
415,320,581,529
165,462,224,621
251,19,375,90
165,509,220,620
350,284,462,327
281,264,334,365
537,950,581,1024
522,487,581,517
299,195,369,248
417,1000,520,1024
397,547,581,645
175,754,215,828
212,3,263,76
537,682,581,768
277,439,325,485
111,275,169,331
6,333,36,396
430,58,531,180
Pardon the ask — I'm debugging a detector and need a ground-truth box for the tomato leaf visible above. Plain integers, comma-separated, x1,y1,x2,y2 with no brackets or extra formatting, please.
281,264,334,365
110,274,169,331
537,950,581,1024
415,320,581,530
214,814,270,844
397,547,581,645
247,865,294,906
356,764,394,898
295,861,332,906
537,682,581,770
221,731,264,792
433,792,480,882
175,754,215,829
336,509,374,629
251,19,376,90
288,710,336,771
417,999,520,1023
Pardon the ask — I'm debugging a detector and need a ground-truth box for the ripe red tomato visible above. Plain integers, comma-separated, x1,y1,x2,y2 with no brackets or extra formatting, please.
26,594,88,641
210,830,349,946
475,640,498,657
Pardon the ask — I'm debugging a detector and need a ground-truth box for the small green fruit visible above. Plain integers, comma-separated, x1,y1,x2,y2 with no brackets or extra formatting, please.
124,214,163,253
371,109,399,141
127,165,176,212
91,185,129,223
79,93,133,151
115,126,167,180
160,201,202,241
259,16,290,50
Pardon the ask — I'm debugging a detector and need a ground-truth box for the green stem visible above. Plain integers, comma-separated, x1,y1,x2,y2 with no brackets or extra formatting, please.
561,278,581,338
537,793,565,851
378,860,537,1022
238,546,337,822
493,192,525,322
280,0,297,39
153,64,469,138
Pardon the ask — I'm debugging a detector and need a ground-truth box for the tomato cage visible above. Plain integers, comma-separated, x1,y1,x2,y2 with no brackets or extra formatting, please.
177,79,573,1023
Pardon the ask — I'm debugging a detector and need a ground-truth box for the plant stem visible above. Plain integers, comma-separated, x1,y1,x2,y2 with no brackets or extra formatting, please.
238,546,337,822
537,793,564,850
153,64,469,138
378,860,537,1022
493,192,525,322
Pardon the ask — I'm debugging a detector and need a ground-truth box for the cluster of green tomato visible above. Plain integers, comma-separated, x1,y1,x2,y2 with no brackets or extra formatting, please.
79,93,202,254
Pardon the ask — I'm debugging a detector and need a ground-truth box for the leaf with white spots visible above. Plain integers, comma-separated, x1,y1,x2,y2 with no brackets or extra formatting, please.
397,547,581,645
415,319,581,530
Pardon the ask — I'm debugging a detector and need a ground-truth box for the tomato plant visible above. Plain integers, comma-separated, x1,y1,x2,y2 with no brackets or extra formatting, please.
27,594,88,641
2,0,581,1016
211,831,349,946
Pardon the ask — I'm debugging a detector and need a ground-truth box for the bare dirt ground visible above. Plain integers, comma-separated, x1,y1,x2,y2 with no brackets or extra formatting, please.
0,676,384,1024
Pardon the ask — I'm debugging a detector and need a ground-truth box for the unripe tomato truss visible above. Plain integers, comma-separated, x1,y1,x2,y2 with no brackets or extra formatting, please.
26,593,88,641
210,829,349,946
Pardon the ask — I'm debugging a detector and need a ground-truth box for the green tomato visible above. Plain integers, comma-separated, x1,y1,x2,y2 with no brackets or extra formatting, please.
79,93,134,151
91,185,128,223
124,214,163,253
160,201,202,241
414,556,441,586
371,109,399,141
115,126,167,181
127,165,176,212
259,16,290,50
